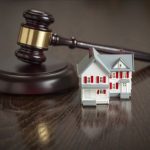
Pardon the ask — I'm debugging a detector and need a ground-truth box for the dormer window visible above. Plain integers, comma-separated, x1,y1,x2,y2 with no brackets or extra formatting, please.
112,58,129,69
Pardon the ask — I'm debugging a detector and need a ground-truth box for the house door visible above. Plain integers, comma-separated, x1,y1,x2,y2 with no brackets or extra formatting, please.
120,83,127,93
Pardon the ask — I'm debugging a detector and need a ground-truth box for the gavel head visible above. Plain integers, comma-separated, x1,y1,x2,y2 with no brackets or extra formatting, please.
16,9,54,64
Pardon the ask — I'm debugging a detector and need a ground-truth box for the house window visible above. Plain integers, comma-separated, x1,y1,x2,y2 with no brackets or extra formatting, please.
97,89,106,94
119,64,122,68
100,77,103,82
123,83,126,86
100,89,103,94
123,72,126,78
112,72,116,78
113,83,116,89
87,77,90,83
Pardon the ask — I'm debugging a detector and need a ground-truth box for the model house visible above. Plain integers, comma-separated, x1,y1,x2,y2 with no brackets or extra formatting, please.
77,48,134,106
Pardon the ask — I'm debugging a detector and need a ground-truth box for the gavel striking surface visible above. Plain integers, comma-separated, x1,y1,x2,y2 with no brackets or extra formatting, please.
0,53,78,94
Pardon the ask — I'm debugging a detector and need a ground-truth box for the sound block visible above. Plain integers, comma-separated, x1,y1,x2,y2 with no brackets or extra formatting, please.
0,54,79,95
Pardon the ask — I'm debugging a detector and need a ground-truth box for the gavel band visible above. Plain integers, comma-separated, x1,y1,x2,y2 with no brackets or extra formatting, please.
18,26,51,49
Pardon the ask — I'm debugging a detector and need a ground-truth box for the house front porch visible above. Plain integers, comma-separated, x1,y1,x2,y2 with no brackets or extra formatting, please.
81,84,109,106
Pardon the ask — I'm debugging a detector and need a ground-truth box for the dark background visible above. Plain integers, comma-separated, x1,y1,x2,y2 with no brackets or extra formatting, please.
0,0,150,150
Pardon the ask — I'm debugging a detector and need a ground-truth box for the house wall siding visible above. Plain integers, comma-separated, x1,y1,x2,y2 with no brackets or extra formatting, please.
81,62,109,85
109,71,132,94
81,61,109,104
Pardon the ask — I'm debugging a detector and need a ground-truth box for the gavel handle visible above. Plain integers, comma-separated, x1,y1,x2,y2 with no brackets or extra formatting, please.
51,33,150,62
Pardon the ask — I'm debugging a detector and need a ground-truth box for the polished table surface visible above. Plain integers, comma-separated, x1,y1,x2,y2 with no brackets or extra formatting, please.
0,0,150,150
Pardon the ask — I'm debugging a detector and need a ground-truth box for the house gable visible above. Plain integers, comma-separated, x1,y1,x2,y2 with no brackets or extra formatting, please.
81,60,107,77
93,49,110,74
77,49,110,78
112,58,129,69
91,47,134,72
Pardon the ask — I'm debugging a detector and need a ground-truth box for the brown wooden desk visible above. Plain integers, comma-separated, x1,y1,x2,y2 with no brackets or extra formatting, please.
0,0,150,150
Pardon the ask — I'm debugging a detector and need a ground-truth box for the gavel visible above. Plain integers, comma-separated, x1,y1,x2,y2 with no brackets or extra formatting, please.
16,9,150,64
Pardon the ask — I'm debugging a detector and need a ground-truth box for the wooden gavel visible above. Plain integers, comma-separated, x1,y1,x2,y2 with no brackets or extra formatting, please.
16,9,150,64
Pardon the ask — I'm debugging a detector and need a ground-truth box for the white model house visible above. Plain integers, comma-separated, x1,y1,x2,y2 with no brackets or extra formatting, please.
77,48,134,106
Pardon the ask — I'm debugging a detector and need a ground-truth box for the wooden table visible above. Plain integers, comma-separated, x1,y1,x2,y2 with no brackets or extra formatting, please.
0,0,150,150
